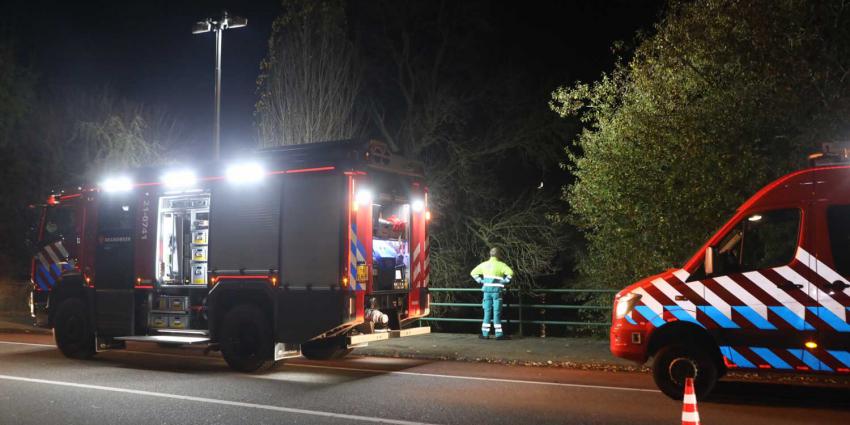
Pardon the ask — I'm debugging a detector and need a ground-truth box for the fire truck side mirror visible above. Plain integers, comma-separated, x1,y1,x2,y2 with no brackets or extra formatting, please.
704,246,715,276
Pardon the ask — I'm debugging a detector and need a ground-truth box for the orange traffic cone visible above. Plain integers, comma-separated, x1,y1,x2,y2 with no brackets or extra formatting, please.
681,377,700,425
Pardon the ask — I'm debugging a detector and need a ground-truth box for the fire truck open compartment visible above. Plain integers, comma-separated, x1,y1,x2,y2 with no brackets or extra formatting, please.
371,196,411,292
155,192,211,286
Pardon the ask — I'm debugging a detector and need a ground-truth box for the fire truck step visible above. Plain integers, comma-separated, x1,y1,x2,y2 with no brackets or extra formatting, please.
156,329,209,336
113,335,210,345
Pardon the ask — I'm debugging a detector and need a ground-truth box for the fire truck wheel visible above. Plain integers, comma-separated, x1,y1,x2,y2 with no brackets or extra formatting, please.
220,304,274,373
300,339,352,360
53,298,95,360
652,343,718,400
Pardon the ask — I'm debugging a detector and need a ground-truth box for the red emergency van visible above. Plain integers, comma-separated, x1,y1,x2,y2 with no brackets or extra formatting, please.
610,145,850,398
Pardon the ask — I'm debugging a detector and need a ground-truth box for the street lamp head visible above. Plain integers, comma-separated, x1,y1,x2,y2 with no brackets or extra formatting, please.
192,20,212,34
225,15,247,29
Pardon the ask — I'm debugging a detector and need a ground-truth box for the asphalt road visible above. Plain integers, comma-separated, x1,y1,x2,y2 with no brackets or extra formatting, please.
0,332,848,424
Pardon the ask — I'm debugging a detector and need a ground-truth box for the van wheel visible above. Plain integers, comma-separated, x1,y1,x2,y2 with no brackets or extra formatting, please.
53,298,95,359
301,339,352,360
220,304,274,372
652,344,718,400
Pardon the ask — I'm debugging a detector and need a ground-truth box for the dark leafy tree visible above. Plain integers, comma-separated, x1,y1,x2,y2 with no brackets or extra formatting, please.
552,0,850,289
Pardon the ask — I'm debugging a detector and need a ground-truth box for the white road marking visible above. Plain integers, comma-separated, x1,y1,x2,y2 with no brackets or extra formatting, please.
0,340,660,394
0,341,53,348
0,374,438,425
274,363,661,393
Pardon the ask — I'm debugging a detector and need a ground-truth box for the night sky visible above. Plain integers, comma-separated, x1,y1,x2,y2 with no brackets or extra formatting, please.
7,0,662,154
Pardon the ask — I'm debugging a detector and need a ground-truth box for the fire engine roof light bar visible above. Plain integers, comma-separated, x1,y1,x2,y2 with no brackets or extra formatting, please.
161,170,198,188
355,188,373,205
225,162,265,183
101,176,134,193
412,199,425,212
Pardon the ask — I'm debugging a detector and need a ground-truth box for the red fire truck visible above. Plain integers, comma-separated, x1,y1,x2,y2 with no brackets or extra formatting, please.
610,144,850,399
29,139,431,372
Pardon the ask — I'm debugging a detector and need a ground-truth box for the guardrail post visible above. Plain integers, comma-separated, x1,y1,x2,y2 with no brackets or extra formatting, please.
504,289,510,335
539,293,546,338
518,290,524,337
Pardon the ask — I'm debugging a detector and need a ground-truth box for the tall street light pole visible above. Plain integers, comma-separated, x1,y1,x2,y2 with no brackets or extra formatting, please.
192,11,247,161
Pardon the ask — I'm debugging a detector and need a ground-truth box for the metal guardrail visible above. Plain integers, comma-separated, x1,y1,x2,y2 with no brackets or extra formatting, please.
419,287,618,336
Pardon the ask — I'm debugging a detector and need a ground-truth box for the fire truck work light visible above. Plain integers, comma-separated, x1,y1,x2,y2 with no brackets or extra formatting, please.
356,188,373,205
101,176,133,193
412,199,425,212
226,162,265,183
162,170,198,188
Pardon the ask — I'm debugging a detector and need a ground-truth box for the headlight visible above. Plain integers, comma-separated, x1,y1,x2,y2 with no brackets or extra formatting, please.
615,293,642,319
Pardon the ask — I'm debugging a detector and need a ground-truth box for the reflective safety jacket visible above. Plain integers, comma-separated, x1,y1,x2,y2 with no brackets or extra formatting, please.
470,257,514,293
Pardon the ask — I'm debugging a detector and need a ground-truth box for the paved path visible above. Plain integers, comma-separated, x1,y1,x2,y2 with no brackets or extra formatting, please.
0,332,848,424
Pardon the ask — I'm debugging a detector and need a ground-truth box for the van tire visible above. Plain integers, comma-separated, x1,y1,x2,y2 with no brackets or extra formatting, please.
220,304,274,372
652,343,718,400
301,339,352,360
53,298,95,359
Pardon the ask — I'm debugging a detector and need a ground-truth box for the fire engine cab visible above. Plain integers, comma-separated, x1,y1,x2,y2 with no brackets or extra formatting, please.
29,139,431,372
611,143,850,399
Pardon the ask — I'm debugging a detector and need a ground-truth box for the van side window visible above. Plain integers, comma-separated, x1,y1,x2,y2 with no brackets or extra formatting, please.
826,204,850,278
713,209,800,275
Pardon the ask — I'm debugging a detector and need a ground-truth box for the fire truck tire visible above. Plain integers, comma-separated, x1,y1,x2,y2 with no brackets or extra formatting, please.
220,304,274,373
53,298,95,360
652,343,718,400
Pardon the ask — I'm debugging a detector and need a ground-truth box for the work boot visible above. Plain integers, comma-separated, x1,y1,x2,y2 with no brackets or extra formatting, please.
495,334,511,340
479,334,489,340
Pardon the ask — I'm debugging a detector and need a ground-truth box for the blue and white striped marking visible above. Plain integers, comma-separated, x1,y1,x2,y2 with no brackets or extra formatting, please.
349,223,366,290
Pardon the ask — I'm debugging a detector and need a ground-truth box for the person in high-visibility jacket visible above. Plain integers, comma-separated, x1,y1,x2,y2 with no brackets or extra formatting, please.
470,247,514,340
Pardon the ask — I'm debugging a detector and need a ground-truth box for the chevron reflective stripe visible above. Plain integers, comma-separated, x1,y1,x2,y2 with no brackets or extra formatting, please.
349,223,366,290
719,346,850,372
632,287,663,320
777,261,845,321
742,271,809,327
44,244,62,263
423,238,430,287
652,278,696,319
720,346,756,368
797,247,850,292
828,350,850,368
36,253,52,275
713,275,768,320
54,241,70,258
749,347,793,369
733,306,776,330
672,269,690,282
788,349,832,372
808,307,850,332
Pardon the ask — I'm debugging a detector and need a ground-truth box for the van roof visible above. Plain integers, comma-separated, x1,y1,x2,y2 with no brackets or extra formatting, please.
738,165,850,212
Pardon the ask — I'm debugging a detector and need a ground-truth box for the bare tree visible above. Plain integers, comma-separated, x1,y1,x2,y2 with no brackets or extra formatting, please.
255,0,364,146
363,1,569,291
33,88,181,187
